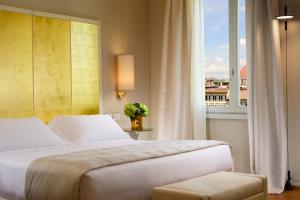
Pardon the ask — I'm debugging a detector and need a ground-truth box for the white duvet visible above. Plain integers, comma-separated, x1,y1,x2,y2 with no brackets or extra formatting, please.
0,139,233,200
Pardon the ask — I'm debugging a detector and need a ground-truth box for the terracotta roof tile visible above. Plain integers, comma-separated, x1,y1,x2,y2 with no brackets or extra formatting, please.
205,87,229,94
240,65,247,79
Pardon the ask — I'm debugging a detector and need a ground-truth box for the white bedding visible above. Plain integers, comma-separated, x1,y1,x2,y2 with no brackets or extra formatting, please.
0,139,233,200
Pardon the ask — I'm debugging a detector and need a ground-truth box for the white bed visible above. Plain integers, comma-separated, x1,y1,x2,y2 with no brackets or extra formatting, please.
0,139,232,200
0,116,233,200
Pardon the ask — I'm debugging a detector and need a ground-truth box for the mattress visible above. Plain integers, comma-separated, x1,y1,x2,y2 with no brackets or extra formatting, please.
0,139,233,200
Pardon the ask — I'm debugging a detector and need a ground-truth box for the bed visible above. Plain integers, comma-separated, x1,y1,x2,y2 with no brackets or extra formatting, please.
0,116,233,200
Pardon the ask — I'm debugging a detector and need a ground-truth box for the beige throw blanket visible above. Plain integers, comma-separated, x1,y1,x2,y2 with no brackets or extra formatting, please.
25,140,229,200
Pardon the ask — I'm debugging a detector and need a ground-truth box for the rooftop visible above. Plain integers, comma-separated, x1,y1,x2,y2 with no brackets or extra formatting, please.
205,87,229,94
240,65,247,80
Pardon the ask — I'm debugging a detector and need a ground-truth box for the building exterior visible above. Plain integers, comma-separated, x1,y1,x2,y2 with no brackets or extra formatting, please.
240,66,248,106
205,65,248,107
205,87,229,107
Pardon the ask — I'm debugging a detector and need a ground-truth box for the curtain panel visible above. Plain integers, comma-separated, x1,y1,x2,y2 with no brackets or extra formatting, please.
157,0,206,140
158,0,206,140
246,0,287,193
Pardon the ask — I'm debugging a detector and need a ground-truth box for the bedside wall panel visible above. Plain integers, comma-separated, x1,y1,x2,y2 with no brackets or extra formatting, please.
33,16,72,122
0,10,33,118
71,21,100,115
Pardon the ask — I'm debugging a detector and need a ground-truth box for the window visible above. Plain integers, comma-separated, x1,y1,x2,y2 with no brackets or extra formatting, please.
239,0,247,107
204,0,247,113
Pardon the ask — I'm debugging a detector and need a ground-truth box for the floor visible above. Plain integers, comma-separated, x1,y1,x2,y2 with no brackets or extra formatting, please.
269,188,300,200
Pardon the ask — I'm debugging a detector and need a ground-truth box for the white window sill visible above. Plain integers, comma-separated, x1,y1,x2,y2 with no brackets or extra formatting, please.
206,112,247,120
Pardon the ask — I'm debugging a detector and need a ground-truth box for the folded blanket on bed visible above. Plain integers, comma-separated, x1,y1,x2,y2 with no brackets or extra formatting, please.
25,140,229,200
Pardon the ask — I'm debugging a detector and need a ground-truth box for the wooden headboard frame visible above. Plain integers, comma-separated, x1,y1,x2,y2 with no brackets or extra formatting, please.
0,5,102,122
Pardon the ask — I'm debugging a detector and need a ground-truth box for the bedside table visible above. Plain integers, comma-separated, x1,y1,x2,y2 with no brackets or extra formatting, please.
123,128,154,140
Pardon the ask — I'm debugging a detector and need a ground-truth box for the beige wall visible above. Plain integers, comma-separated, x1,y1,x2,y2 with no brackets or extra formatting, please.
0,0,151,128
280,0,300,186
149,0,250,173
150,0,166,137
207,119,250,173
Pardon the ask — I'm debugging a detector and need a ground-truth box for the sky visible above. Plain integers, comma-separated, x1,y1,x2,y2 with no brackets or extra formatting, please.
204,0,246,80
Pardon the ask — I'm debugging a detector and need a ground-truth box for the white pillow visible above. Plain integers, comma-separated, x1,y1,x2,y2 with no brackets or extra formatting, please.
48,115,130,144
0,117,64,152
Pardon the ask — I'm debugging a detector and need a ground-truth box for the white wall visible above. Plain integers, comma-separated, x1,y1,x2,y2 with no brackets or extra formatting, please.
280,0,300,186
149,0,250,173
0,0,151,128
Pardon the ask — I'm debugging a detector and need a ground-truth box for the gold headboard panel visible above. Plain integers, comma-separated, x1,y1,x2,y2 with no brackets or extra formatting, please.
71,21,100,115
34,16,72,122
0,11,33,117
0,9,100,122
0,11,33,118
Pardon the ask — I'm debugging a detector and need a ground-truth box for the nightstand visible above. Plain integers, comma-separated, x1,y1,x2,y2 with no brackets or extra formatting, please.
123,128,154,140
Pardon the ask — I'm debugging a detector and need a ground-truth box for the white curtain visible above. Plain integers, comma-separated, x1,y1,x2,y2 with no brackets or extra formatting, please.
157,0,206,140
246,0,287,194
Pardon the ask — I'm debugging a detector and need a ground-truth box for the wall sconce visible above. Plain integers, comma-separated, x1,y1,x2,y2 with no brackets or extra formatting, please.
116,55,135,99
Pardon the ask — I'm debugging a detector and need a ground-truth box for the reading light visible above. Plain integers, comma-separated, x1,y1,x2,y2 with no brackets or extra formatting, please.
276,5,294,30
277,0,294,192
116,55,135,99
276,15,294,20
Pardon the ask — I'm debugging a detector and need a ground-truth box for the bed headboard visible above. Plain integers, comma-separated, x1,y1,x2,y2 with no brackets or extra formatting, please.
0,7,101,122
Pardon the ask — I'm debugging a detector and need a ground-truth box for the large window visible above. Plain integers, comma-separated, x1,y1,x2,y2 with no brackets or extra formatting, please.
204,0,247,113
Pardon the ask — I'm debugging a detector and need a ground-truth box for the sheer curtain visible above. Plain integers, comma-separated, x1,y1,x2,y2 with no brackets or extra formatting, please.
157,0,206,140
246,0,287,193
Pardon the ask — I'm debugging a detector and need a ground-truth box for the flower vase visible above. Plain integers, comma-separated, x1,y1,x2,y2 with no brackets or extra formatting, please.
131,115,143,130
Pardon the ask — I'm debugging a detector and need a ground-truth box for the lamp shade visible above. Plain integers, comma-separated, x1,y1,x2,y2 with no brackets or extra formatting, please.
276,15,294,20
117,55,135,91
276,5,294,20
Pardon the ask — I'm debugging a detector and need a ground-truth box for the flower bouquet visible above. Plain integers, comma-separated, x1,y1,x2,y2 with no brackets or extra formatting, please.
124,103,150,130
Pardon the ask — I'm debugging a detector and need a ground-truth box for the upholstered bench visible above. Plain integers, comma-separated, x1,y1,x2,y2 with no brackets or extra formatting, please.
153,172,267,200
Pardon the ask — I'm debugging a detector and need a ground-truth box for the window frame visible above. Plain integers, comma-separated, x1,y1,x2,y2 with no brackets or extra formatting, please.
205,0,247,116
